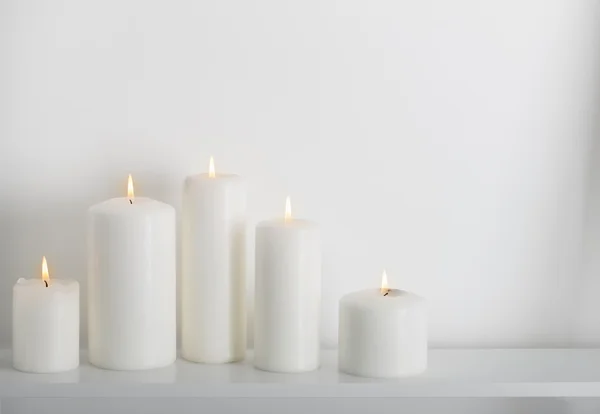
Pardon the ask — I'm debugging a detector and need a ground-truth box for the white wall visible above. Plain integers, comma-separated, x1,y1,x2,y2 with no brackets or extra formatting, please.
1,0,599,349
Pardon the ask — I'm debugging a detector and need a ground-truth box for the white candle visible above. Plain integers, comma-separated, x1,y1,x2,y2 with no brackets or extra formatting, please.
338,271,427,378
182,157,246,363
13,257,79,373
88,175,176,370
254,197,321,373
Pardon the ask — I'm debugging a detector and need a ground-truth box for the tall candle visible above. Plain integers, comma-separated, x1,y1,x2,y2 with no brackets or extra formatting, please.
88,175,176,370
338,271,427,378
254,197,321,373
13,257,79,373
182,157,246,363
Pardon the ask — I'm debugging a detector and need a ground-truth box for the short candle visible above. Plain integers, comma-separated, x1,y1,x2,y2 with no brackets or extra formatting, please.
338,270,427,378
13,256,79,373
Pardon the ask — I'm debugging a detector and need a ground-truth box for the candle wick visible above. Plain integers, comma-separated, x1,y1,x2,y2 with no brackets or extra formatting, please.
44,280,48,288
383,291,389,296
129,199,133,205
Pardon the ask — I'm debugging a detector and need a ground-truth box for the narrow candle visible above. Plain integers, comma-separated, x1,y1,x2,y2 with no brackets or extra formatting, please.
182,157,246,363
13,256,79,373
338,270,427,378
254,197,321,373
88,174,176,370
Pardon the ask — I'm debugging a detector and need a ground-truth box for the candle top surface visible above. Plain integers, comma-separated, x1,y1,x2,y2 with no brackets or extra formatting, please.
341,288,425,310
187,172,241,181
14,278,78,291
89,197,173,214
257,218,319,230
185,173,243,190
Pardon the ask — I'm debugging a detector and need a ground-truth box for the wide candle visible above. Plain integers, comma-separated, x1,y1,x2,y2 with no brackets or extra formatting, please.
182,157,246,363
338,271,427,378
254,197,321,373
13,256,79,373
88,175,176,370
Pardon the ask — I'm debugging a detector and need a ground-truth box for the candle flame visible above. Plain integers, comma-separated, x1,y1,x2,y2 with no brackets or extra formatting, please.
380,269,389,295
127,174,134,203
209,156,216,178
42,256,50,285
284,196,292,222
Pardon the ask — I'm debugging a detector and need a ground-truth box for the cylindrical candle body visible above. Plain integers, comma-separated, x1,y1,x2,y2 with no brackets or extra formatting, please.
88,197,176,370
338,289,427,378
13,278,79,373
254,219,321,373
182,173,246,363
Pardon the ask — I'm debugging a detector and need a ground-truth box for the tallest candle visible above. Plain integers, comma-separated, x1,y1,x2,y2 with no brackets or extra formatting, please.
182,157,246,363
88,175,176,370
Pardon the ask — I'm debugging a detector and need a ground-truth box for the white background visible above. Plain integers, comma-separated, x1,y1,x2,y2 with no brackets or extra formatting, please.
1,0,600,350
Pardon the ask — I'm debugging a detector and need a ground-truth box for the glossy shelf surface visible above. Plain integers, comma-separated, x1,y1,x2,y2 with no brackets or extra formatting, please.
1,349,600,398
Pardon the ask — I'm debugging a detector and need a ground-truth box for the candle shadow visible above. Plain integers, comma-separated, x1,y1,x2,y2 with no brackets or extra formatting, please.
245,222,255,349
574,122,600,343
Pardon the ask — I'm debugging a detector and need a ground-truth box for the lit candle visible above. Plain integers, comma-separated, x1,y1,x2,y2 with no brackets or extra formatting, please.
13,257,79,373
88,174,176,370
181,157,246,363
338,270,427,378
254,197,321,372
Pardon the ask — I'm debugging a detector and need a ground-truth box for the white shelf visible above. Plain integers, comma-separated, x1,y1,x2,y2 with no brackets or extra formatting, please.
1,349,600,398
